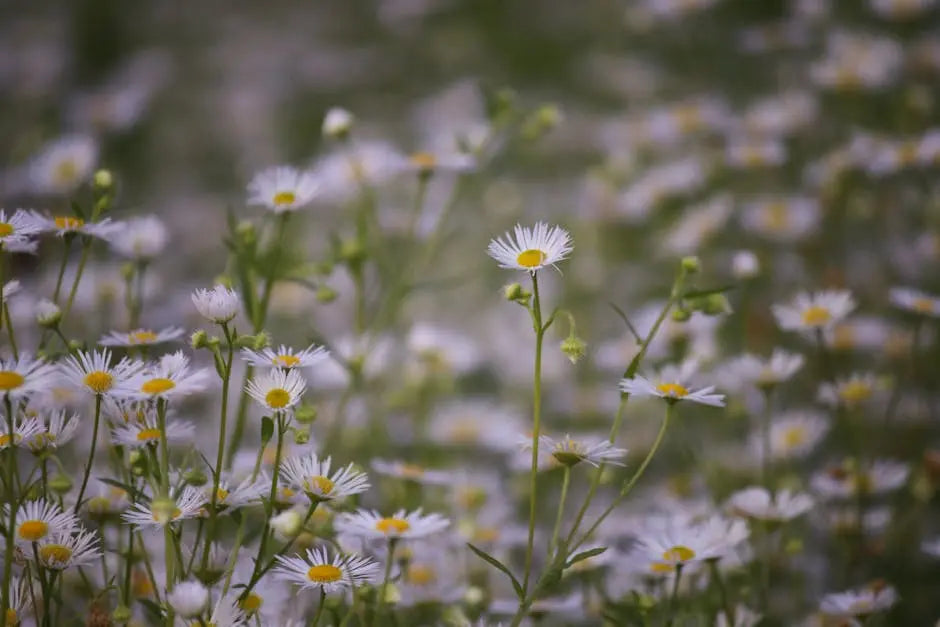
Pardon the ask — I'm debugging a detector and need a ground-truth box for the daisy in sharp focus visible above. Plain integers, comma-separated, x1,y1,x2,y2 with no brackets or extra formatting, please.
335,508,450,540
620,361,725,407
279,453,370,502
60,348,144,397
727,487,813,522
10,499,78,545
534,434,627,468
118,351,211,401
26,410,80,454
273,546,380,592
34,528,100,570
246,367,307,413
889,286,940,317
247,166,319,213
240,343,328,370
122,486,207,529
487,222,573,273
99,326,185,348
0,354,59,400
772,289,856,333
191,285,240,324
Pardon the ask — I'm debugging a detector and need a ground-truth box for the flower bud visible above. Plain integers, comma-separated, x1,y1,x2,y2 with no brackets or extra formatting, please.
293,427,310,445
93,169,113,192
236,220,256,247
503,283,531,306
112,605,133,623
270,510,302,539
184,469,208,487
681,256,700,273
701,293,733,316
323,107,355,140
190,330,210,350
294,403,318,424
49,474,72,494
35,299,62,328
560,335,587,365
732,250,759,279
671,308,692,322
150,497,180,525
316,285,337,304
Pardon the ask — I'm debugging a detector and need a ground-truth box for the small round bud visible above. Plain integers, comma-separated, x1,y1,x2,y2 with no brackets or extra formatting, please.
67,339,82,353
504,283,524,301
270,510,302,539
236,220,256,246
560,335,587,365
464,586,485,606
521,104,563,140
671,308,692,322
184,469,208,487
49,474,72,494
35,299,62,328
316,285,337,304
339,239,367,265
323,107,355,140
167,580,209,618
112,605,133,623
190,330,210,350
701,293,733,316
93,169,113,191
294,403,318,424
680,256,700,273
732,250,759,279
293,427,310,445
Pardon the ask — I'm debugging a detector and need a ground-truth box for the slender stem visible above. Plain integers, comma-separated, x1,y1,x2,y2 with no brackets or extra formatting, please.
225,366,253,469
760,387,774,494
666,563,684,627
52,240,71,303
549,467,571,559
2,397,15,617
245,414,286,588
254,213,290,330
311,588,327,627
241,500,319,597
708,559,735,627
74,395,102,515
62,239,92,320
375,538,398,625
522,271,544,595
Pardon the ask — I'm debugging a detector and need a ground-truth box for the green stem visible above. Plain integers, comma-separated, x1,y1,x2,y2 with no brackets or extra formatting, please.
375,538,398,625
760,387,774,494
254,213,290,330
522,271,544,596
311,588,327,627
4,306,17,360
245,414,286,588
73,395,102,515
3,396,17,616
666,563,684,627
549,467,571,559
62,238,92,320
708,559,735,627
225,366,253,469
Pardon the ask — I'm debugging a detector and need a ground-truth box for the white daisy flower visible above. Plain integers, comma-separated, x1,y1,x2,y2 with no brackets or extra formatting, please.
727,487,813,522
247,166,319,213
27,410,80,454
396,150,476,176
204,595,247,627
279,454,370,502
715,606,762,627
110,415,195,448
121,487,206,528
819,582,897,618
429,401,526,452
761,410,829,460
922,537,940,558
0,415,44,450
245,367,306,412
202,475,266,514
99,326,185,347
28,134,98,194
811,460,909,500
889,286,940,317
27,211,123,240
772,290,856,332
398,548,467,606
371,459,455,485
4,577,29,627
0,209,42,251
108,214,169,260
322,107,354,138
60,348,144,396
10,499,78,545
0,354,58,400
723,349,804,390
273,546,380,592
34,528,100,570
240,343,328,369
167,580,209,618
620,362,725,407
534,434,628,467
118,351,212,401
487,222,573,273
335,508,450,540
191,285,240,324
638,515,749,573
818,373,880,408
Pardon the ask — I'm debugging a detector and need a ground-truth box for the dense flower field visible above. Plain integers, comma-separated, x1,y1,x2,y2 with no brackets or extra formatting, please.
2,0,940,625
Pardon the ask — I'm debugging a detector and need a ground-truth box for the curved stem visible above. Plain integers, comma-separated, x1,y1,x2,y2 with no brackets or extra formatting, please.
375,538,398,625
666,563,684,627
243,414,286,594
548,467,571,559
254,213,290,330
311,588,327,627
73,395,102,515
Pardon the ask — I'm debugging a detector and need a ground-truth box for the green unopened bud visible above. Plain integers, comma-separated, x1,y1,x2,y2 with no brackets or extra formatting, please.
294,403,318,424
35,299,62,328
236,220,256,247
560,335,587,365
503,283,531,306
316,285,337,303
680,256,700,273
489,88,518,124
340,238,367,266
129,449,148,476
93,169,113,191
521,104,563,140
701,293,733,316
191,330,210,350
67,340,82,353
671,308,692,322
784,537,804,555
382,582,400,605
253,332,270,350
120,262,135,282
442,606,471,627
293,427,310,445
49,474,72,495
207,336,221,350
184,469,208,487
112,605,133,623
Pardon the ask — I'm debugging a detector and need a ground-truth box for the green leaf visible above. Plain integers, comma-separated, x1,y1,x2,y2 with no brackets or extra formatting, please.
565,546,607,569
260,416,274,445
466,542,524,599
97,477,140,499
70,200,86,220
682,284,735,299
608,302,642,343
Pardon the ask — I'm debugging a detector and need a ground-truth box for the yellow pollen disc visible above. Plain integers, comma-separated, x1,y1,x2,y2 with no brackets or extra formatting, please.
0,223,13,237
0,434,16,448
273,354,301,367
279,487,295,499
54,160,78,185
5,608,17,626
650,561,675,574
17,520,49,542
399,463,425,479
914,298,935,314
662,545,696,562
129,330,159,344
410,152,437,170
83,370,113,393
39,544,72,564
135,428,161,442
407,564,437,585
54,216,83,230
376,517,410,535
265,388,291,408
273,191,297,206
151,508,181,522
306,475,334,494
801,305,831,326
840,381,872,404
0,371,25,391
656,382,689,397
783,426,807,448
216,488,229,502
239,593,263,613
141,378,176,395
307,564,343,583
516,249,546,268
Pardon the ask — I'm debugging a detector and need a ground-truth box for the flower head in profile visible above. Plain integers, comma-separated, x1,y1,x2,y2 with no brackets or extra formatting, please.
819,581,897,618
724,349,803,390
889,286,940,318
247,166,319,213
0,209,42,252
192,285,240,324
27,211,123,240
727,487,813,522
110,415,195,449
487,222,573,273
279,454,370,502
241,343,328,370
26,410,80,454
246,368,307,412
335,508,450,540
772,289,856,332
273,546,380,592
108,214,168,261
535,434,627,467
122,487,206,528
620,361,725,407
99,326,185,348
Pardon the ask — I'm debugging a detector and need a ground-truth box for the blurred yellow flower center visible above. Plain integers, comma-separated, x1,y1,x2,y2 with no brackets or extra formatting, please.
306,475,334,494
376,517,410,534
0,371,24,391
18,520,49,541
83,370,113,393
0,224,13,237
675,105,702,133
273,354,300,367
650,561,675,574
54,160,78,185
132,568,153,597
399,463,425,478
449,421,479,443
0,434,18,447
273,191,296,206
410,152,437,170
516,249,546,268
5,608,17,626
782,426,807,448
764,202,789,231
239,593,262,613
656,383,688,397
216,488,229,502
265,388,291,408
840,381,872,404
136,428,161,442
407,564,436,585
662,545,695,562
473,526,500,543
913,298,935,314
129,330,159,344
151,507,181,522
279,487,295,500
832,325,855,350
141,378,175,395
54,216,83,230
307,564,342,583
801,306,830,326
39,544,72,564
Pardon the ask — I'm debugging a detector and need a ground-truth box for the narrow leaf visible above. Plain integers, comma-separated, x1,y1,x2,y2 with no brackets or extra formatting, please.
466,542,524,599
565,546,607,569
260,416,274,445
608,302,642,343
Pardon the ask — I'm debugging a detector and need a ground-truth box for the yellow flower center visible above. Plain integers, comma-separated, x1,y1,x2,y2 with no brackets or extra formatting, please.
0,223,13,237
375,517,410,535
305,475,334,495
151,508,182,522
279,487,295,501
399,463,425,479
410,152,437,171
307,564,343,583
913,298,935,314
662,545,696,563
0,371,25,391
656,382,688,397
782,426,807,449
39,543,72,564
141,378,175,395
0,434,19,448
406,564,436,586
800,305,831,326
265,388,291,408
473,527,500,543
273,191,296,206
132,569,153,597
129,330,159,344
54,160,78,185
840,381,872,404
273,354,301,367
216,488,229,502
516,249,546,268
5,608,17,626
54,216,83,230
239,593,263,613
764,201,789,231
650,561,675,574
17,520,49,541
135,428,161,442
449,421,479,443
83,370,113,393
